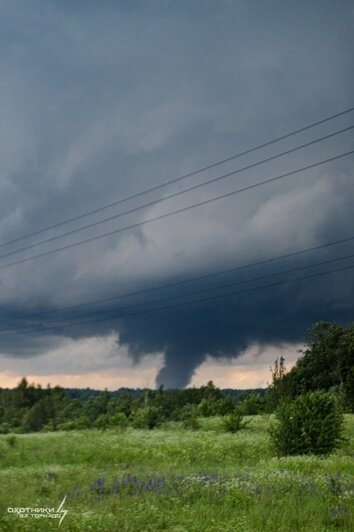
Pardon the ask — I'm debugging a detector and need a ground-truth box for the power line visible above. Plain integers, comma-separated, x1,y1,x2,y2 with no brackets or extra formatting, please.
45,251,354,324
3,260,354,336
1,124,352,261
1,106,353,249
11,252,354,332
2,234,354,325
1,148,353,271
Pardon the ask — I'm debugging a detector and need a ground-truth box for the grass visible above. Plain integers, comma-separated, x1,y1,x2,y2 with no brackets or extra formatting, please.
0,415,353,531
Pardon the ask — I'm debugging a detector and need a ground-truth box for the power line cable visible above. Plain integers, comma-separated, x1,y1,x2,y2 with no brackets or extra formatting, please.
1,106,353,249
1,124,352,261
2,234,354,325
3,261,354,336
4,251,354,334
1,148,353,271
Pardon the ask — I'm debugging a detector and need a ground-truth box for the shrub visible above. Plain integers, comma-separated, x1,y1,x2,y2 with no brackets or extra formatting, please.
238,393,264,415
58,416,90,431
182,415,200,430
6,435,17,448
95,412,129,430
197,397,235,416
0,423,12,434
95,414,110,430
270,390,344,456
111,412,129,429
131,407,163,429
178,404,201,430
222,409,248,433
41,421,56,432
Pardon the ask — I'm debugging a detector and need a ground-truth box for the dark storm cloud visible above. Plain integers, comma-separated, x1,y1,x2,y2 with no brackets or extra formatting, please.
0,0,353,386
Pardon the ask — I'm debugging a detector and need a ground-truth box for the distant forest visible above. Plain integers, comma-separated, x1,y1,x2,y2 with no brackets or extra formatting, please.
0,321,352,433
63,387,266,401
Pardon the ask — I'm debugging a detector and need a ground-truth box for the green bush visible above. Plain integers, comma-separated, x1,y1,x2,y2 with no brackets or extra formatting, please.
270,391,344,456
222,409,248,433
58,416,90,431
95,412,129,430
178,404,201,430
238,393,264,415
41,421,56,432
131,406,163,429
5,435,17,448
0,423,12,434
111,412,129,429
197,397,235,416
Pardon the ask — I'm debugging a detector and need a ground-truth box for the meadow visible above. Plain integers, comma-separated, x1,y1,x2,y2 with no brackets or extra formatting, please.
0,415,353,531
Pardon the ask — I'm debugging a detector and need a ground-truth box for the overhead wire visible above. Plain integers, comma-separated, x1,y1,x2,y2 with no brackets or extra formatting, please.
1,106,353,249
1,234,354,325
0,148,353,271
2,259,353,336
1,124,352,261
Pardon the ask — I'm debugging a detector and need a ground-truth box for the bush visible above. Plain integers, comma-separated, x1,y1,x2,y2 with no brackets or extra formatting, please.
0,423,12,434
197,397,235,416
222,409,248,433
238,393,264,415
131,407,163,429
58,416,90,431
270,391,344,456
95,412,129,430
41,421,56,432
178,404,201,430
111,412,129,429
6,435,17,448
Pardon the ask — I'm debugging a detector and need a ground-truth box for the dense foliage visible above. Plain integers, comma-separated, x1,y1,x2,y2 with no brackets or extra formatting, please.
0,379,261,434
270,391,344,456
266,321,354,411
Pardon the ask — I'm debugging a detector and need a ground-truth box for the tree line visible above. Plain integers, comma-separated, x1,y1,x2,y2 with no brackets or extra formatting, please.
0,321,352,434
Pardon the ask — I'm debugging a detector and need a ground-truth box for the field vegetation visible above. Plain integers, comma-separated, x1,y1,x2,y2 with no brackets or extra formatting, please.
0,321,353,530
0,414,353,531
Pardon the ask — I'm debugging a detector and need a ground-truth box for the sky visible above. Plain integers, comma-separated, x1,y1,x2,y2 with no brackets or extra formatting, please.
0,0,353,389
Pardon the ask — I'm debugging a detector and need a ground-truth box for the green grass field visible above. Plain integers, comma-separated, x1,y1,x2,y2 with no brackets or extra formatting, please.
0,415,353,531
